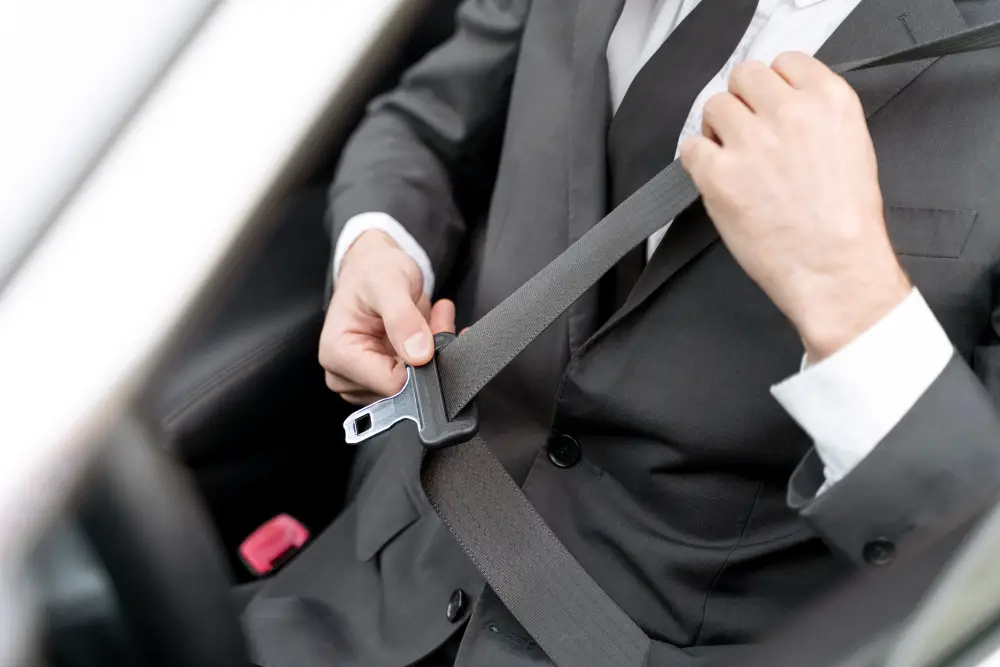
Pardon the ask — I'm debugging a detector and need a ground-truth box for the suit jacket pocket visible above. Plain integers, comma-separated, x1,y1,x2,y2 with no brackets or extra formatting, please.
353,433,422,561
884,205,978,258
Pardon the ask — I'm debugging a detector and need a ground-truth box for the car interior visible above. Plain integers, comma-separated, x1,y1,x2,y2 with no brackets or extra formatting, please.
134,0,465,584
24,3,463,665
13,2,1000,667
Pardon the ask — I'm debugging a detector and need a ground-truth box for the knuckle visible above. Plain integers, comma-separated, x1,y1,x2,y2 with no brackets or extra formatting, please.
703,93,728,119
318,335,336,369
730,60,765,87
729,63,749,89
679,136,698,161
680,139,712,174
679,147,700,173
819,74,851,102
772,51,799,71
777,50,814,74
835,85,861,115
385,251,422,294
688,146,722,181
776,99,809,127
326,286,350,314
321,342,350,373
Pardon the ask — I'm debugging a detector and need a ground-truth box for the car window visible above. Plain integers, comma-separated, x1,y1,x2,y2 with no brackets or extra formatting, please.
0,0,216,289
885,503,1000,667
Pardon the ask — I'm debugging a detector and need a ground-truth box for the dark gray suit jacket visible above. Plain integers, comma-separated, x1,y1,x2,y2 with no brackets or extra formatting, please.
245,1,1000,666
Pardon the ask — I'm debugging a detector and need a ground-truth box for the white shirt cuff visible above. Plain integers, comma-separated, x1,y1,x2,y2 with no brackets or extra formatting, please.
771,288,953,493
333,212,436,297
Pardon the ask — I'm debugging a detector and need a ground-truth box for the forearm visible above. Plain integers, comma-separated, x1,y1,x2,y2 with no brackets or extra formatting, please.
328,0,529,293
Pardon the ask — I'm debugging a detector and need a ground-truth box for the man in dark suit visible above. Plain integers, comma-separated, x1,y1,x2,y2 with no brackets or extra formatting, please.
245,1,1000,666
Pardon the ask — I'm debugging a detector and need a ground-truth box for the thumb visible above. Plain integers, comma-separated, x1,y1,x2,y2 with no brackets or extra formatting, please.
369,270,435,366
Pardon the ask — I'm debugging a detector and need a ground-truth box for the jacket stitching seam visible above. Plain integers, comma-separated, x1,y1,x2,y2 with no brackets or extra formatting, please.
956,210,979,257
690,481,764,646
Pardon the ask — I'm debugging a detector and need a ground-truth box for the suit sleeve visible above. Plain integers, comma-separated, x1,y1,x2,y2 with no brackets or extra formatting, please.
771,289,953,493
788,303,1000,564
327,0,530,291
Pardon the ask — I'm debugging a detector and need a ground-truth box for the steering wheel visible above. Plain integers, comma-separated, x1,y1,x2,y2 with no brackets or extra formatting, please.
75,416,250,667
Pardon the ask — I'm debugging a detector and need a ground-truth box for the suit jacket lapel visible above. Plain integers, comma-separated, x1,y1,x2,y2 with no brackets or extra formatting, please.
598,0,966,336
816,0,967,117
565,0,627,353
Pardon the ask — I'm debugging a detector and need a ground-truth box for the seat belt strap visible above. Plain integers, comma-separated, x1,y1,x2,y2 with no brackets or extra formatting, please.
834,14,1000,72
435,16,1000,420
428,19,1000,667
435,158,698,420
424,436,654,666
348,18,1000,667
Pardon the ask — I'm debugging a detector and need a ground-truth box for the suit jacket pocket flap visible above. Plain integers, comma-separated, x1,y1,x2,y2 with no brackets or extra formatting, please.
354,436,422,561
884,205,978,258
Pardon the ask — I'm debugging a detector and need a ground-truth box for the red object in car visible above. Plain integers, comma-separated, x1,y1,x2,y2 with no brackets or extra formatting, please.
239,514,309,576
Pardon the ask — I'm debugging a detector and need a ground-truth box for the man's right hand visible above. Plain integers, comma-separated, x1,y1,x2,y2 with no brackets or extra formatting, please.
320,230,455,405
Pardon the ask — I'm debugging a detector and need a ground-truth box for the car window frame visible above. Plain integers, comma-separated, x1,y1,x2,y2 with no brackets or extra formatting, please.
0,1,431,663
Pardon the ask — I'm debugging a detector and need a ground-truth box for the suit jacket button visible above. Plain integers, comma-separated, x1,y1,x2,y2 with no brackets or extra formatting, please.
447,589,467,622
547,433,581,468
863,538,896,566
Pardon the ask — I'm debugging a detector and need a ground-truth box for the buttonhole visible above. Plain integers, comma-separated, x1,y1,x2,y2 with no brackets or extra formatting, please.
487,624,537,649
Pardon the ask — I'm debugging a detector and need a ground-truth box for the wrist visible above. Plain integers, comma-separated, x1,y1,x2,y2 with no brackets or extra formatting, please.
795,263,911,362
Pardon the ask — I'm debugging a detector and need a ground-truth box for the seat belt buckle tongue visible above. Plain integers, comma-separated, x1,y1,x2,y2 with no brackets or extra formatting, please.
342,332,479,449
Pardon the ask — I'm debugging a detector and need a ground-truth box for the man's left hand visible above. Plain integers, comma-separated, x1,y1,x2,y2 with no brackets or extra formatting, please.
679,52,911,362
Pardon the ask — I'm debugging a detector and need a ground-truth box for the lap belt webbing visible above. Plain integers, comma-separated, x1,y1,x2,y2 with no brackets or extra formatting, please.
415,20,1000,667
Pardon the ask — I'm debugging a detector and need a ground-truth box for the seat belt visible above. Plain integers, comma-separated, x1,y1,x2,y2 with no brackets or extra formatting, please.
344,19,1000,667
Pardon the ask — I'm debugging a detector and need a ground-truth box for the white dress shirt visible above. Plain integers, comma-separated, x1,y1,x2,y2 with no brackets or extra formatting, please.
334,0,955,494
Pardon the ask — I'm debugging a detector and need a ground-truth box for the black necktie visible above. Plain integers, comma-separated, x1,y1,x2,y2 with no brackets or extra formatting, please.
602,0,760,316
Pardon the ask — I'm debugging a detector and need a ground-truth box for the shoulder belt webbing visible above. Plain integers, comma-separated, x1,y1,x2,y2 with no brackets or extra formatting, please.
420,19,1000,667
